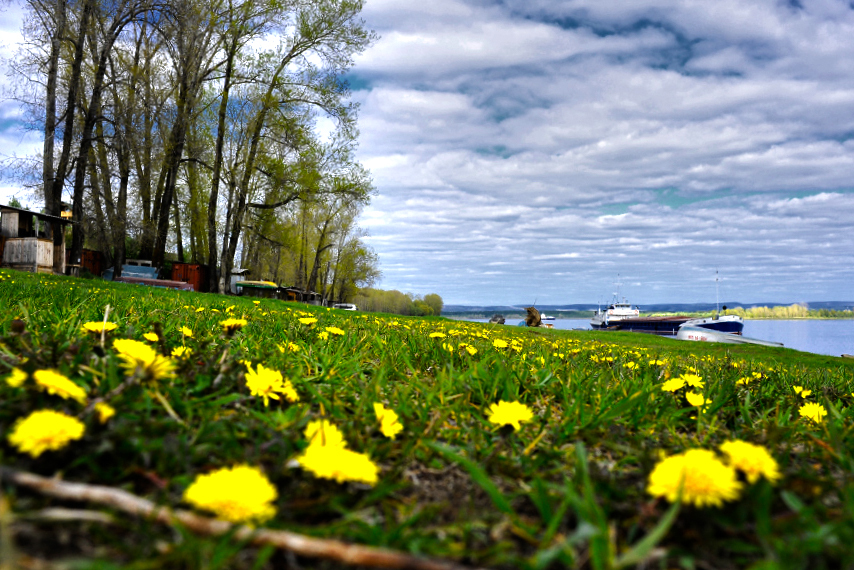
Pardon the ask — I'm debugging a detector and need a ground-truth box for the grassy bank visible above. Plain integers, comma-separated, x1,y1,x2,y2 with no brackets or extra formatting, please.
1,268,853,569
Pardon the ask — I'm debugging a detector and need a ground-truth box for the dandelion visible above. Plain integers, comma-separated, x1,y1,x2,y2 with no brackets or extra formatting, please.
304,419,346,448
253,300,261,305
680,373,705,389
113,338,175,381
373,403,404,439
429,332,447,339
82,321,118,334
5,368,27,388
686,392,712,411
171,346,193,358
661,377,686,392
799,402,827,424
793,385,812,398
220,318,248,334
143,332,159,342
34,369,87,404
245,363,296,406
317,331,329,341
298,317,317,326
487,400,534,430
7,410,86,458
299,442,379,485
465,345,478,356
647,449,742,508
183,465,277,524
181,326,194,338
720,440,781,484
325,326,345,336
735,377,752,386
95,402,116,424
278,342,300,353
493,339,508,349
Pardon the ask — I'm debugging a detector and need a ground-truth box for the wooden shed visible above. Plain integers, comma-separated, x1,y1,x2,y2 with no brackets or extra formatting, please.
171,262,210,293
0,205,72,274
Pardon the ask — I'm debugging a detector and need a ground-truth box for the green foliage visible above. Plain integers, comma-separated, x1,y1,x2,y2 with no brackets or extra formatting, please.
1,269,854,569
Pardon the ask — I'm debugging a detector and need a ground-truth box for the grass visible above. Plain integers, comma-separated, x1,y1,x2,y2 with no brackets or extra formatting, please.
1,267,853,569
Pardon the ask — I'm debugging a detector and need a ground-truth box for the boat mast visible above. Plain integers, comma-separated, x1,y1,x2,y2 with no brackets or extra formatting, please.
715,270,720,317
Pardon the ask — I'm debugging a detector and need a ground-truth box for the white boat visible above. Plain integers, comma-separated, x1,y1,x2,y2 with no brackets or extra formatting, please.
541,314,556,321
590,301,640,329
676,325,784,347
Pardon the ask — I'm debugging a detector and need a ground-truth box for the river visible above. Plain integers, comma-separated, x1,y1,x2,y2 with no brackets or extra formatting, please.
461,317,854,357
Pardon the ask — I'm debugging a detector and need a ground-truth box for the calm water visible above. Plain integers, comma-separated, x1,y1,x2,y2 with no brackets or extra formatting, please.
463,317,854,357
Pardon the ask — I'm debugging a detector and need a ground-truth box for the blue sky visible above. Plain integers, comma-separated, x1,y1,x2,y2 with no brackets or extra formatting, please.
3,0,854,305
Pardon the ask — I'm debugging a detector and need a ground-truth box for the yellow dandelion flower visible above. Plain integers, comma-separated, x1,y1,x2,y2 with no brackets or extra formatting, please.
429,332,447,339
34,369,87,404
220,318,248,334
278,342,300,353
487,400,534,430
317,331,329,340
7,410,85,457
143,332,159,342
304,419,347,448
253,300,261,305
195,307,205,313
181,326,194,337
82,321,119,334
799,402,827,424
735,377,752,386
171,346,193,358
720,440,781,484
113,338,175,381
298,317,317,326
685,392,712,411
465,345,478,356
299,442,379,485
680,373,704,389
373,403,404,439
245,363,287,407
6,368,27,388
95,402,116,424
661,377,686,392
325,326,345,336
183,465,277,524
793,385,812,398
647,449,742,508
493,339,508,349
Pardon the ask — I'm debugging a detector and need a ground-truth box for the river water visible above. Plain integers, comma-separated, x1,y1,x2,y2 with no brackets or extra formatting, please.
462,317,854,357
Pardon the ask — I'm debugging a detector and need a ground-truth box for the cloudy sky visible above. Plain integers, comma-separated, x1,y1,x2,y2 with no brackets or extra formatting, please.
3,1,854,306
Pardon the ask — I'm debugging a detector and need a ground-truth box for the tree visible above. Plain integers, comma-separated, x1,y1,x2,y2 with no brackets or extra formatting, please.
423,293,444,316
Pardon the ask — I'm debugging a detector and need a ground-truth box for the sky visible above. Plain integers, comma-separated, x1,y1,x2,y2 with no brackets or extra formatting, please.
3,0,854,306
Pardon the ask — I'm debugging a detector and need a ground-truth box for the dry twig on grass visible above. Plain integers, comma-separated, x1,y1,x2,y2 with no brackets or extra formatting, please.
0,468,478,570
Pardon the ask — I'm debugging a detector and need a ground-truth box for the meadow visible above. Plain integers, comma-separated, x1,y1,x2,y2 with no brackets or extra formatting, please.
1,268,853,570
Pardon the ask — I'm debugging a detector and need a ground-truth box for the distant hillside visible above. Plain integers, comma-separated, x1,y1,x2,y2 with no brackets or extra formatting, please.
443,301,854,316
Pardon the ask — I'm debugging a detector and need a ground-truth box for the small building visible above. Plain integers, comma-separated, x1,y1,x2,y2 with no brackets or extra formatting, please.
230,268,250,293
0,205,73,274
172,262,210,293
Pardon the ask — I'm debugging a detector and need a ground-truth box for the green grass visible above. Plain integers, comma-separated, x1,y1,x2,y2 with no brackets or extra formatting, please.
1,268,853,569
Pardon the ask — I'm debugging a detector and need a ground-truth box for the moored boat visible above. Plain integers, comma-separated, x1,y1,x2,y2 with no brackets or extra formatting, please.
677,325,783,347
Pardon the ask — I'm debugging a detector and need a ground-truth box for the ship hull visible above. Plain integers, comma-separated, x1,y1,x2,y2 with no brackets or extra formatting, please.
591,315,744,336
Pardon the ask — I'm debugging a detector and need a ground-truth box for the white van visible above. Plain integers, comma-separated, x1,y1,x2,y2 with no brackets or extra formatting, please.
333,303,358,311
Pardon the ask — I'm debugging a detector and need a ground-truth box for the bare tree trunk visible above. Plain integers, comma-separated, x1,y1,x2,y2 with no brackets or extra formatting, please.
41,0,67,258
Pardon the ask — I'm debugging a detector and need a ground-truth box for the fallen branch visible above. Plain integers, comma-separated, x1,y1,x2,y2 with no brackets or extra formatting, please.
1,468,477,570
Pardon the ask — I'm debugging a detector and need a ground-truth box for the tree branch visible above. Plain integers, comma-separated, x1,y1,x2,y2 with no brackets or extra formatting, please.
0,468,476,570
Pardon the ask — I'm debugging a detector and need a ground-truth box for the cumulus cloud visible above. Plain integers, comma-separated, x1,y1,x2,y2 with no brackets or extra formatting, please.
352,0,854,304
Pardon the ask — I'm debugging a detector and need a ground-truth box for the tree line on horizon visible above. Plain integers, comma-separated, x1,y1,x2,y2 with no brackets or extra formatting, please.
4,0,380,302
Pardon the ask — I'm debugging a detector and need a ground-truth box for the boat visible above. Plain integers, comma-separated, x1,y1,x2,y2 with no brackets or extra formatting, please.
677,325,783,347
591,312,744,336
541,314,556,321
590,273,745,336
